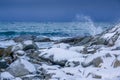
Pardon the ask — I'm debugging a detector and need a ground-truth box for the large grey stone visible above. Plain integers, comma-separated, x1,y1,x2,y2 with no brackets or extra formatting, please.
7,59,36,77
22,40,38,51
13,35,36,42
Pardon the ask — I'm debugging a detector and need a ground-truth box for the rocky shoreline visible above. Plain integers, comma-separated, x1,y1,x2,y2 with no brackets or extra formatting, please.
0,24,120,80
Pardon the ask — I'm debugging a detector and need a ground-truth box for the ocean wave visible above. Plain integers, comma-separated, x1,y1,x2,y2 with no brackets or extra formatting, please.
0,31,70,37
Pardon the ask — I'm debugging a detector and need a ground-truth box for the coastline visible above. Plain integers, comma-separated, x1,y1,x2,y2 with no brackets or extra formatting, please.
0,23,120,80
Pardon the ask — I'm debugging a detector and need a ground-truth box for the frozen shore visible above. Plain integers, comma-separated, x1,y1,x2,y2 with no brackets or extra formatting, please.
0,23,120,80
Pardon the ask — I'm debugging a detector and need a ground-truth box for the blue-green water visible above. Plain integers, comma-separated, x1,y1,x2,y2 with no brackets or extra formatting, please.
0,22,113,40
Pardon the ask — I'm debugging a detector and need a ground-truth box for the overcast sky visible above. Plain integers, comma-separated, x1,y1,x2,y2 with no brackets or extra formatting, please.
0,0,120,22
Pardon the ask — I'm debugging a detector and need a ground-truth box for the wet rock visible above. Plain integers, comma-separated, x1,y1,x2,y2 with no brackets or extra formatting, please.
0,60,9,69
34,37,52,42
13,35,53,43
13,35,36,42
7,58,36,77
74,36,93,46
56,36,85,45
22,40,38,51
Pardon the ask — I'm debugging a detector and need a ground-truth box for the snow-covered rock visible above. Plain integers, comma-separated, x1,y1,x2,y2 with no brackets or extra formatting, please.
22,40,38,51
82,50,116,68
90,67,120,79
7,58,36,77
39,48,82,66
100,23,120,46
52,43,70,49
0,72,14,80
14,50,26,56
69,46,84,53
0,40,16,48
12,43,23,52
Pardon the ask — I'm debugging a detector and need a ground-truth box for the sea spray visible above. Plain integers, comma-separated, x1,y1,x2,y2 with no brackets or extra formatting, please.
74,15,103,36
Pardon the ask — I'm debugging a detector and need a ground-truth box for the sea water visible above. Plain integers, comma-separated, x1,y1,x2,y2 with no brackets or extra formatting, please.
0,21,113,40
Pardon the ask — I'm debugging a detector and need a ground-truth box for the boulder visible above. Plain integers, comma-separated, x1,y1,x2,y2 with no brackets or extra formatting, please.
26,49,40,59
0,46,13,57
22,40,38,51
37,64,68,80
39,48,81,66
69,46,84,53
52,43,70,49
0,47,5,57
74,36,93,46
113,56,120,68
12,43,24,52
13,35,36,42
0,60,9,69
14,50,26,56
7,58,36,77
21,75,41,80
33,37,52,42
0,72,15,80
4,46,13,57
13,35,53,42
92,57,103,67
82,46,97,54
91,73,102,79
113,59,120,68
98,24,120,46
55,36,85,45
82,56,103,67
90,37,107,46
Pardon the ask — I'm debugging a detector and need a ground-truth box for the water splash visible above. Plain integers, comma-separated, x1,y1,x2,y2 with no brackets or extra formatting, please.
75,15,103,36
